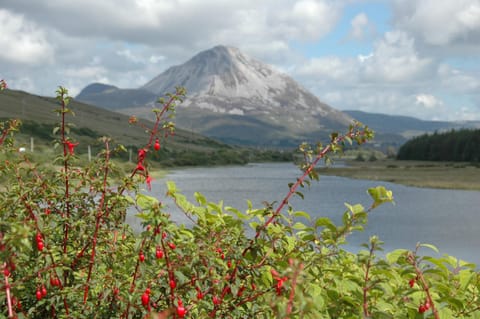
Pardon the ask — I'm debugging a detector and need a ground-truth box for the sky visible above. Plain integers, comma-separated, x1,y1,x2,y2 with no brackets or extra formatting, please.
1,0,479,121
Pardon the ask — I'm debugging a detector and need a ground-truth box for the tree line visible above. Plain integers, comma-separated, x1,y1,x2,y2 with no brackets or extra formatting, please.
397,129,480,162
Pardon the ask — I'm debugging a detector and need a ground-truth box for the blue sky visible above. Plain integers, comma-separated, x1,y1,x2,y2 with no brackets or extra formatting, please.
1,0,479,121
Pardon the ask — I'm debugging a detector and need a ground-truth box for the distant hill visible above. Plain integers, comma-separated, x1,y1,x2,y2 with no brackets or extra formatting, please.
344,110,480,138
77,45,354,147
76,83,158,109
0,88,277,166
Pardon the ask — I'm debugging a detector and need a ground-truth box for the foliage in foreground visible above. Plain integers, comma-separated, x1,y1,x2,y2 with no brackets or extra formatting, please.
0,82,479,319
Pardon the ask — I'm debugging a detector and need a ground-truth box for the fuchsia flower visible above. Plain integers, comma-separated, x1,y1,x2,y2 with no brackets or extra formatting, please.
65,141,78,155
138,148,147,162
146,175,152,191
136,162,145,171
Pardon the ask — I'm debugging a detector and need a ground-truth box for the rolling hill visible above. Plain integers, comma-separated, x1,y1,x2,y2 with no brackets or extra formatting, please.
0,88,282,166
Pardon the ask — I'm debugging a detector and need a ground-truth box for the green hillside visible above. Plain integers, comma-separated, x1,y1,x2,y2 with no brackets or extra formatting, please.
0,89,292,166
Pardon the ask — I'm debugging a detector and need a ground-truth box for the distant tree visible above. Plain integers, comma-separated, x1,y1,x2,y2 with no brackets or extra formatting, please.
397,129,480,162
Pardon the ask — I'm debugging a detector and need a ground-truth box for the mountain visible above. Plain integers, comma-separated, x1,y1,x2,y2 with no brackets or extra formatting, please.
76,83,158,109
345,110,480,139
77,45,354,146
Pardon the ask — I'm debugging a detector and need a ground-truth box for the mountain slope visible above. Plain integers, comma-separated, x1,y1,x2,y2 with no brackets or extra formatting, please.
141,45,352,133
345,110,480,138
76,83,158,109
0,88,238,156
77,45,355,146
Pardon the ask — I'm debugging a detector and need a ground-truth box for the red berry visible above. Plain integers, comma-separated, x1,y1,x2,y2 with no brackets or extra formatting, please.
409,278,415,288
162,232,167,239
213,295,221,305
227,260,232,268
4,268,10,277
113,287,119,295
176,305,186,318
418,304,427,313
424,301,431,310
154,139,161,151
145,288,151,295
141,292,149,306
41,286,47,297
139,253,145,262
169,279,176,289
168,242,176,250
197,290,204,300
37,241,44,251
50,276,60,287
156,249,164,259
36,289,42,301
35,233,42,242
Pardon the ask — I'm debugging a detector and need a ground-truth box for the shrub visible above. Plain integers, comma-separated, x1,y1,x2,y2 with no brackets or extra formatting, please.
0,84,479,318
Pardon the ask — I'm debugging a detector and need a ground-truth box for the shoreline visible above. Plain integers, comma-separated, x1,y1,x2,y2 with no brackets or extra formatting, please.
316,159,480,191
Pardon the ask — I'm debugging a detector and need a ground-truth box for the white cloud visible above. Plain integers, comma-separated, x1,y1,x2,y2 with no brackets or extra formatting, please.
0,1,479,121
362,31,433,82
0,9,54,64
349,13,371,40
437,64,480,93
290,0,340,40
415,94,442,109
149,55,165,63
392,0,480,49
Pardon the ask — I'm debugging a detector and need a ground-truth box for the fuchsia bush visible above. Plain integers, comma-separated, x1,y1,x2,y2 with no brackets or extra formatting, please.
0,83,479,318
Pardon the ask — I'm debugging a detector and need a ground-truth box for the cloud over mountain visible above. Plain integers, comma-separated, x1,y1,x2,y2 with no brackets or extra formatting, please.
0,1,478,121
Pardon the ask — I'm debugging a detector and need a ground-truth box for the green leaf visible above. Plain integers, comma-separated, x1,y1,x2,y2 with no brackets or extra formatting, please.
293,211,311,220
386,249,408,264
315,217,333,228
419,243,439,253
136,193,159,210
368,186,394,208
194,192,206,205
292,222,307,230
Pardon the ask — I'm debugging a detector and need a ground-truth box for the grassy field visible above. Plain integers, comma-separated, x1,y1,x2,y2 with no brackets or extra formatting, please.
317,159,480,190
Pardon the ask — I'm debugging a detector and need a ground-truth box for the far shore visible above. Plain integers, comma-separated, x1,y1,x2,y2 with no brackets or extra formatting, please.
316,159,480,191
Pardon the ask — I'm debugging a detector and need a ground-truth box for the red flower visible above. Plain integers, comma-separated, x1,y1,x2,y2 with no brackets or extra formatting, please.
65,141,78,155
136,162,145,172
146,175,152,191
137,148,147,161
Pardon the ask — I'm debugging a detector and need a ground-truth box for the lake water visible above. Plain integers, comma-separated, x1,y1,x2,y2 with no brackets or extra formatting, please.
129,162,480,265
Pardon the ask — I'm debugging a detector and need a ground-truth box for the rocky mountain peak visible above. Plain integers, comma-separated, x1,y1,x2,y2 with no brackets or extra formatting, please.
77,45,355,146
141,45,352,129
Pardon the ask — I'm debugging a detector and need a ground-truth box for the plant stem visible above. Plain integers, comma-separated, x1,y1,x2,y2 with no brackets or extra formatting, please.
83,140,111,305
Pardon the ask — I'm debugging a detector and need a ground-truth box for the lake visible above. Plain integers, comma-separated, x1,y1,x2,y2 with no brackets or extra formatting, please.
128,162,480,265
